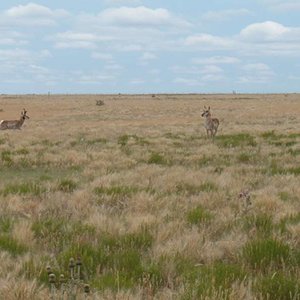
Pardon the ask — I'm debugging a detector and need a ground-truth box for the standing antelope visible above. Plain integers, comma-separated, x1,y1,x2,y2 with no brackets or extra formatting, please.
201,106,219,138
0,109,30,130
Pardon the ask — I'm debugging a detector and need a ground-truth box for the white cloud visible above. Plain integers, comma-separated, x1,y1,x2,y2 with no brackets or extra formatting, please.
52,31,114,49
98,6,191,27
185,34,235,50
237,21,300,56
193,56,240,65
261,0,300,12
140,52,157,61
239,21,290,42
202,9,252,22
1,3,69,27
239,63,275,83
91,52,114,62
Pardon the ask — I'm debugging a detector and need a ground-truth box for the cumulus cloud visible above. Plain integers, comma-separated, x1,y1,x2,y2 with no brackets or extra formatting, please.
1,3,69,27
237,21,300,55
185,34,235,50
239,63,275,83
239,21,290,41
261,0,300,12
98,6,191,27
52,31,115,49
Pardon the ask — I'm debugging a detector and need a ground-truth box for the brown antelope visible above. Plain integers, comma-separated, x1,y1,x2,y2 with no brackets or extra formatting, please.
201,106,219,138
0,109,30,130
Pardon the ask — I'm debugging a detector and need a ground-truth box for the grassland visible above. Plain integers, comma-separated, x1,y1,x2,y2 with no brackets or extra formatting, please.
0,93,299,299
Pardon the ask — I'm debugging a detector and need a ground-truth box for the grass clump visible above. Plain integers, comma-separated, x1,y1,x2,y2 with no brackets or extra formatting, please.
147,152,167,165
176,181,218,196
242,214,273,237
242,238,291,270
1,150,13,165
186,206,213,225
0,235,27,256
181,261,246,299
1,182,46,196
32,218,96,252
58,226,156,291
57,179,78,192
256,273,300,300
0,216,14,233
278,213,300,234
94,185,139,197
216,133,257,148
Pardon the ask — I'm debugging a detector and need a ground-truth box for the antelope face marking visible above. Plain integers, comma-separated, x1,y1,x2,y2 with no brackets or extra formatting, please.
201,110,209,117
21,109,30,120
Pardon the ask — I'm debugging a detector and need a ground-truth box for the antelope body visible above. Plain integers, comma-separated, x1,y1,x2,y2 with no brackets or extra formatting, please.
0,109,30,130
201,106,219,137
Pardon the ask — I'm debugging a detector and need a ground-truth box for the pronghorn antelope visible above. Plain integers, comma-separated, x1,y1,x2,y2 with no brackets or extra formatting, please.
0,109,30,130
201,106,219,138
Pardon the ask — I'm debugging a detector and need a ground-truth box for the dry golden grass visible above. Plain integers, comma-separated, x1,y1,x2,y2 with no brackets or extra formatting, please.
0,93,300,299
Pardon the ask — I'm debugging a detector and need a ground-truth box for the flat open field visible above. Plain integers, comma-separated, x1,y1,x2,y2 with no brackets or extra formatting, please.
0,94,300,299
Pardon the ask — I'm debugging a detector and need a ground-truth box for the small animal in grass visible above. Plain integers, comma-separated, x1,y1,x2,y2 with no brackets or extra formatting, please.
239,189,252,212
201,106,219,138
0,109,30,130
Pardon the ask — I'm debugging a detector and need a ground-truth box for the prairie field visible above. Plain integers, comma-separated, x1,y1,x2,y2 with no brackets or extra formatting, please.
0,93,300,300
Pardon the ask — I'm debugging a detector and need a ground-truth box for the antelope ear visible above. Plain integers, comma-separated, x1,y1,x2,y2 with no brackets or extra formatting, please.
208,106,210,110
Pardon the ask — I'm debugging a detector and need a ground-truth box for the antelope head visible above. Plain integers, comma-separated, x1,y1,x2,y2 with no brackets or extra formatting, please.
21,109,30,120
201,106,211,117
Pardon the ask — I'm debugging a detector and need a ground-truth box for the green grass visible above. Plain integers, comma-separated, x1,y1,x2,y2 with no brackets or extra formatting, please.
180,261,247,299
186,206,214,225
56,227,155,291
242,214,273,237
94,185,140,197
242,238,291,270
0,235,27,256
57,179,78,192
175,181,218,196
216,133,257,148
256,273,300,300
0,216,14,233
147,152,167,165
1,181,46,196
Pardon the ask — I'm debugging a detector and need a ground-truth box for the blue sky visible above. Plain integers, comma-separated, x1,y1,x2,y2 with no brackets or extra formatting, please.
0,0,300,94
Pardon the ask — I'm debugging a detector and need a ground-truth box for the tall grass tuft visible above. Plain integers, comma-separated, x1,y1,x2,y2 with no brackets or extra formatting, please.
242,238,291,270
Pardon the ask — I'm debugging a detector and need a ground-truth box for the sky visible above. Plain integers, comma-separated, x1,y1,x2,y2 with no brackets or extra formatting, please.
0,0,300,94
